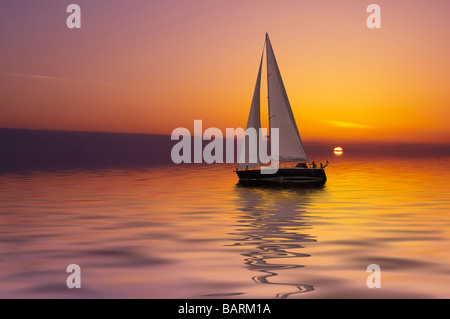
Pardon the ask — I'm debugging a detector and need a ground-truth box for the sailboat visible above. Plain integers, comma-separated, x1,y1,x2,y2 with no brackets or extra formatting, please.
235,33,327,184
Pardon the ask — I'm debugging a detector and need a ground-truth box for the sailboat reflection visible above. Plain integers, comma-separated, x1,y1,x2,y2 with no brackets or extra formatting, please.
231,183,324,298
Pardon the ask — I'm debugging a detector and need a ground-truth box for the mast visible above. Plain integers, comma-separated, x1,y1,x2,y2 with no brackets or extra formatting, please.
266,33,272,143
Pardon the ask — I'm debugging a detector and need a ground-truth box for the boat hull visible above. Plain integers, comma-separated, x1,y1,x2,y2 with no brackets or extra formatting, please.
236,167,327,185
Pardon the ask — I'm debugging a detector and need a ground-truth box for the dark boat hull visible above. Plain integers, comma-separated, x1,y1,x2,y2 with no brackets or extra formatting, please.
236,167,327,185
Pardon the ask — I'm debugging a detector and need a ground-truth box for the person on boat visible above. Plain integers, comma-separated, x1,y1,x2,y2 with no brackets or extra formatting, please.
310,161,317,169
319,160,329,169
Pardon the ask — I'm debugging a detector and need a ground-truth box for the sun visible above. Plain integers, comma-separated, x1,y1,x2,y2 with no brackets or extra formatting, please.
333,146,343,156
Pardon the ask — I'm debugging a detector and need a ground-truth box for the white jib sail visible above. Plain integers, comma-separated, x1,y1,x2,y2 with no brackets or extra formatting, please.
266,33,309,162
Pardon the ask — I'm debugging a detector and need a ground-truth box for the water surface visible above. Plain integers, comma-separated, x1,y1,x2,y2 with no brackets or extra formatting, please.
0,154,449,298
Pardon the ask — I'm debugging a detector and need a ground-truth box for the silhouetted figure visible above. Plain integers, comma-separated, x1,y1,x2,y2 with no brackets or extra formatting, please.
310,161,317,169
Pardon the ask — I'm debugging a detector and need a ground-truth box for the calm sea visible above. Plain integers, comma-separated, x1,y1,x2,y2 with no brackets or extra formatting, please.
1,153,449,298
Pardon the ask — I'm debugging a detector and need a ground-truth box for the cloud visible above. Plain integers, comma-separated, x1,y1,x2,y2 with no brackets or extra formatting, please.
4,72,119,86
327,120,376,129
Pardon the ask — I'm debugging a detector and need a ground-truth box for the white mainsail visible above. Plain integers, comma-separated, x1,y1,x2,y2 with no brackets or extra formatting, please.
266,33,309,162
237,47,264,169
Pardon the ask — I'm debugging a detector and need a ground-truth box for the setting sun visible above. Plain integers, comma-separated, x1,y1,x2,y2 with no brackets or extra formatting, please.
334,146,343,156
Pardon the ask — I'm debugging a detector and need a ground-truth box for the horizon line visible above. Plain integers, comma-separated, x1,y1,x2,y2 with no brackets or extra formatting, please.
1,127,450,147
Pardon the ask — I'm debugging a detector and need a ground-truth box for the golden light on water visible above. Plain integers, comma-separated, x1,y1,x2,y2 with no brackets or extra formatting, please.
334,146,343,156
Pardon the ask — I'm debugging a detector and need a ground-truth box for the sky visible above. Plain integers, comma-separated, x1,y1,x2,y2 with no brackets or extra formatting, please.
0,0,449,144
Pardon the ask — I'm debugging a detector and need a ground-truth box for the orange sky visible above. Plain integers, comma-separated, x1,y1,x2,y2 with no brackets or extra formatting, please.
0,0,449,144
